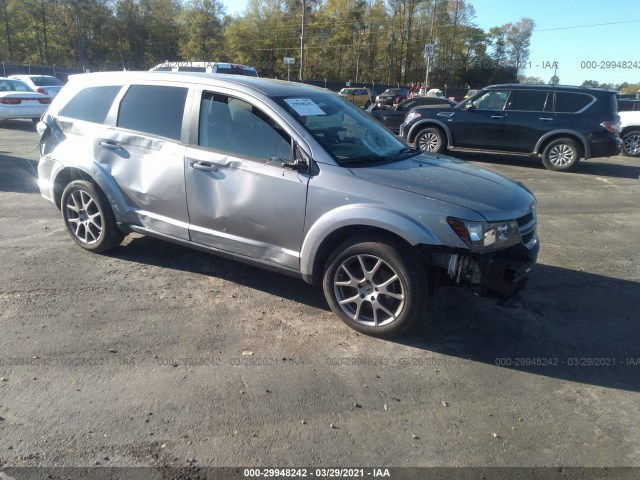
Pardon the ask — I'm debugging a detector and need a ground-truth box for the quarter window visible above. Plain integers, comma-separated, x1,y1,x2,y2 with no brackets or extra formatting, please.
59,85,121,124
117,85,187,140
554,92,593,113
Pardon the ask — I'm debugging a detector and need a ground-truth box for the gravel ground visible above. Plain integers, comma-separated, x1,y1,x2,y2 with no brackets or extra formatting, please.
0,119,639,475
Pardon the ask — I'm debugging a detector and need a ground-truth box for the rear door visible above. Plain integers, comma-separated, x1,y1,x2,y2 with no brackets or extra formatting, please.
95,83,191,239
501,89,552,152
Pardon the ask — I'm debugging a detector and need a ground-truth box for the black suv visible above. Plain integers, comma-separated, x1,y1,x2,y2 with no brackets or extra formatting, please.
399,84,623,171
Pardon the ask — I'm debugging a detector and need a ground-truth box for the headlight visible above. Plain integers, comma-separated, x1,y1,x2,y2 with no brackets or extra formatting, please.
447,217,520,251
404,112,421,122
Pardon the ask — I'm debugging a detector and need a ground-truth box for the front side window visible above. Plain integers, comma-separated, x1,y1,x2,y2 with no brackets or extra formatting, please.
506,90,550,112
117,85,187,140
276,94,407,166
59,85,121,124
473,90,510,110
199,92,291,161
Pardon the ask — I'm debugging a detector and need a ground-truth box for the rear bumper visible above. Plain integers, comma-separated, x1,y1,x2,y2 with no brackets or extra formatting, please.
588,134,623,158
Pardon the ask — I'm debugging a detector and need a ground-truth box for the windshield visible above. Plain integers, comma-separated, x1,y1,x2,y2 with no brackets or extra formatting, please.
382,89,401,95
31,76,64,86
276,94,409,166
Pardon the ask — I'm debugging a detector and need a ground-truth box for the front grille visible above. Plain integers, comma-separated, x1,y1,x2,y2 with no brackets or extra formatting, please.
516,209,536,247
521,230,535,244
516,211,534,227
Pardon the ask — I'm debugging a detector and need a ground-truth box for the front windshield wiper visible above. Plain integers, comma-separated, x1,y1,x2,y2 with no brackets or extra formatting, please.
394,146,422,159
340,148,422,167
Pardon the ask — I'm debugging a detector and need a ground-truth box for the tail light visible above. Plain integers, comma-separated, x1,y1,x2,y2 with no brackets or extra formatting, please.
0,98,21,105
601,121,620,133
36,88,47,94
38,98,52,104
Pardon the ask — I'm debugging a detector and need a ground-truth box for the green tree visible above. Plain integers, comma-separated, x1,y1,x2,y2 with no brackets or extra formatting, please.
518,75,544,84
178,0,226,60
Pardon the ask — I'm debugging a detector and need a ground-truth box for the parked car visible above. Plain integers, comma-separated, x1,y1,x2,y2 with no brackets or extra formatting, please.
337,87,372,108
399,84,623,171
9,74,65,97
150,61,259,76
0,78,52,123
375,88,409,107
371,97,457,133
619,110,640,156
37,72,538,338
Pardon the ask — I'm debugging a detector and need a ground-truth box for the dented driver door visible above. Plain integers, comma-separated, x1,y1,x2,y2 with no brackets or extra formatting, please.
184,92,310,270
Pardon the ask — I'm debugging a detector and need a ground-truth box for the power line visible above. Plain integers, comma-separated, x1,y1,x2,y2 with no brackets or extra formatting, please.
536,19,640,32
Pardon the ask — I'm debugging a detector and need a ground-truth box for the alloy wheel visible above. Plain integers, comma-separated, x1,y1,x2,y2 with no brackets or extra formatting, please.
64,189,103,245
332,254,406,327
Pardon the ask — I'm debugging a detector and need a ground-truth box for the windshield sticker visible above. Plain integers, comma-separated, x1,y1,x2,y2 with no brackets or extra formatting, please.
284,98,326,116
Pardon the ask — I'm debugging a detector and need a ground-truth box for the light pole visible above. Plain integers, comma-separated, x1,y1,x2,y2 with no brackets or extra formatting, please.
299,0,306,81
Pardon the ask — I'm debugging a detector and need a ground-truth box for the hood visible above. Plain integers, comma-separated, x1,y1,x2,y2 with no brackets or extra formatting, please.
349,154,534,220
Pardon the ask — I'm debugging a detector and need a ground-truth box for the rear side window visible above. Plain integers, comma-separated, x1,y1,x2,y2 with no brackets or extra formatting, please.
59,85,121,124
117,85,187,140
554,92,593,113
506,90,549,112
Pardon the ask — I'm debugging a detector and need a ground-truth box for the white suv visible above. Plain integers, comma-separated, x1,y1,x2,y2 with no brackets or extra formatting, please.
619,110,640,157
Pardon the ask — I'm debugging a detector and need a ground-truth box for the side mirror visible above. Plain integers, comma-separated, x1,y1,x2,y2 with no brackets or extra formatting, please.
464,102,476,111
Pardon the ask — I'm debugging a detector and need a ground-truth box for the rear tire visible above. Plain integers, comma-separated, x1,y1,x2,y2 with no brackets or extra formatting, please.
622,130,640,157
364,100,371,108
415,127,445,153
60,180,125,253
323,237,427,338
541,138,580,171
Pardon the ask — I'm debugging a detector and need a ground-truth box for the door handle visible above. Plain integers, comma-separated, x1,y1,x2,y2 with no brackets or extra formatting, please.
189,161,218,172
539,117,553,121
99,140,122,151
490,115,504,119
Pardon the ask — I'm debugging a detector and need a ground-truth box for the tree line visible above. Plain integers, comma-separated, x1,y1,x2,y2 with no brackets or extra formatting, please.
0,0,535,88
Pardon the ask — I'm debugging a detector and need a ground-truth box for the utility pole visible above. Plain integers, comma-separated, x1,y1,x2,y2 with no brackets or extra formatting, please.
299,0,305,81
424,0,437,91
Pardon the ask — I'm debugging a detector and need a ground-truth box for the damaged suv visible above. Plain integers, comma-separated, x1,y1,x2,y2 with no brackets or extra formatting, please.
37,72,539,338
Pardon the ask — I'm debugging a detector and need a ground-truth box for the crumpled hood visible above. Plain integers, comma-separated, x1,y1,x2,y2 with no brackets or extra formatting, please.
349,154,534,220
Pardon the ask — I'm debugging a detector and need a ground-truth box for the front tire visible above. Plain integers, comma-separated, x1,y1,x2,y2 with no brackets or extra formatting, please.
622,130,640,157
60,180,124,252
323,237,427,338
541,138,580,171
415,127,445,153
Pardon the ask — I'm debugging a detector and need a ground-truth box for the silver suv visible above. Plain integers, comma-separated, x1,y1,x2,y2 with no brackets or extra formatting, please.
37,72,539,338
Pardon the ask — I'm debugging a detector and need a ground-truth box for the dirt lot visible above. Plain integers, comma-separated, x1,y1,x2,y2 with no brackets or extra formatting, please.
0,119,639,476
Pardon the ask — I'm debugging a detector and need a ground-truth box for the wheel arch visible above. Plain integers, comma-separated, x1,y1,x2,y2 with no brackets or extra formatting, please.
534,131,589,159
407,119,452,146
52,165,129,221
620,126,640,137
300,207,440,285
